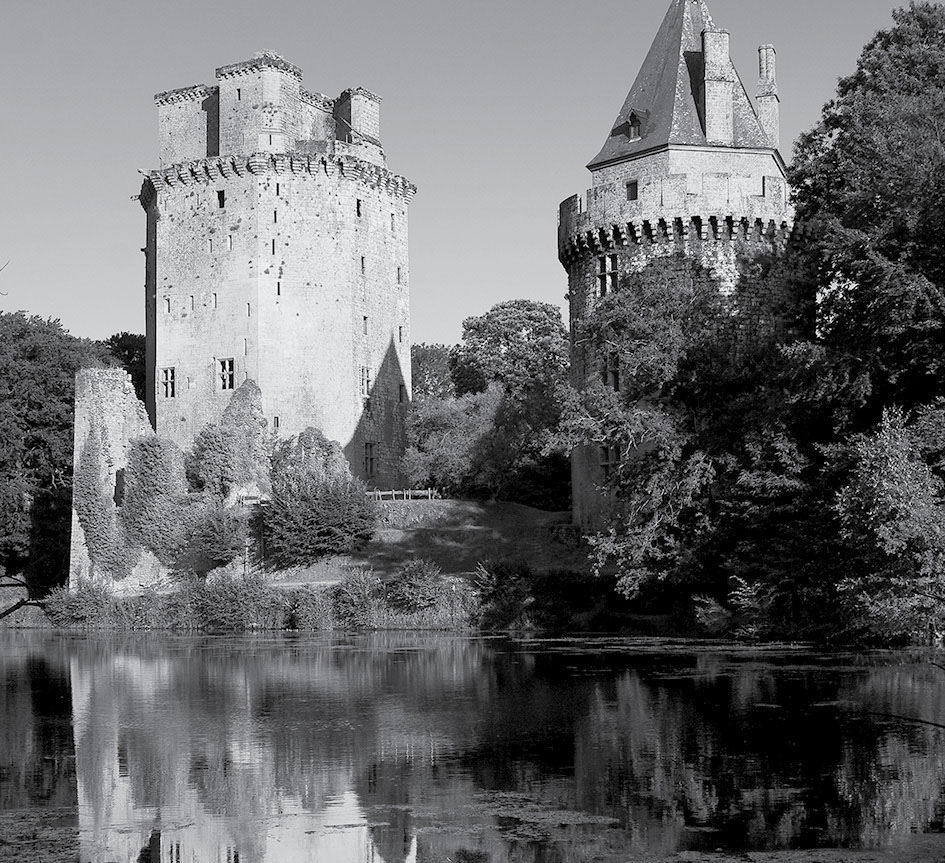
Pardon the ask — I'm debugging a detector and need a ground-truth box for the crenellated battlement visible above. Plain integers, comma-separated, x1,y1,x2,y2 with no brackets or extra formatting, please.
139,151,417,209
154,84,217,106
215,51,302,80
558,166,792,262
301,88,333,111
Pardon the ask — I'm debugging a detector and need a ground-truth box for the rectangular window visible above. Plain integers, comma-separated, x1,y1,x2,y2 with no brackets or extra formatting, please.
398,325,403,343
236,88,241,100
217,190,225,208
247,302,251,317
396,266,402,285
356,199,362,217
219,358,235,391
273,209,278,224
600,445,620,480
243,338,248,355
626,180,639,201
161,367,176,399
602,354,620,392
399,383,407,403
363,316,369,335
276,281,281,296
360,366,373,396
271,238,276,255
227,235,233,251
275,182,280,196
163,297,171,313
189,295,195,311
391,213,395,231
364,443,375,478
208,238,213,254
212,292,218,309
360,256,366,275
597,254,618,296
273,416,280,431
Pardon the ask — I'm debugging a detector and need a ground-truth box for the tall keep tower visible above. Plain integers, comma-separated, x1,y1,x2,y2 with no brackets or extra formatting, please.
140,53,416,487
558,0,793,527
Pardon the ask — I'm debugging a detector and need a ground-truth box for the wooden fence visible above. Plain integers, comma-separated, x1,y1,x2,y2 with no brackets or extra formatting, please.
365,488,441,502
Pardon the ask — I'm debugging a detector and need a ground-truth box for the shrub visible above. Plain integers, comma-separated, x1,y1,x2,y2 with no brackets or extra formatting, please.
473,560,534,631
331,570,385,628
181,505,250,575
264,428,377,566
287,586,335,631
42,583,113,628
386,559,446,612
178,575,288,632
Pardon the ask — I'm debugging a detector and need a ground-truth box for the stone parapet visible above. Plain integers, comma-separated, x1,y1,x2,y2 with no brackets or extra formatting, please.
154,84,217,106
140,151,417,205
215,51,302,80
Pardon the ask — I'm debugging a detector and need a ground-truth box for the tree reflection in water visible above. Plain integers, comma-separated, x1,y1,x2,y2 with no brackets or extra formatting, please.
2,634,945,862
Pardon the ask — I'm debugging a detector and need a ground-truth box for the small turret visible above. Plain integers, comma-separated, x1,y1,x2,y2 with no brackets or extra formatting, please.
757,44,780,149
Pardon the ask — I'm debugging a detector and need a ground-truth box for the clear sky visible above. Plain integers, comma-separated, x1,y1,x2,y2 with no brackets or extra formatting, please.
1,0,903,345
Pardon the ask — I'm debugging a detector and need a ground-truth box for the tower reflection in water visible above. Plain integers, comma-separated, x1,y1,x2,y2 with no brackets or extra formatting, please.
24,634,945,863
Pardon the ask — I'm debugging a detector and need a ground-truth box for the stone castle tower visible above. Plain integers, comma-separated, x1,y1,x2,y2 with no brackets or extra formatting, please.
558,0,793,527
139,52,416,487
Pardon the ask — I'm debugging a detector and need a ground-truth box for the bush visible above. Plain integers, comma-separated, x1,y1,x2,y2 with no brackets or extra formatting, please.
42,583,113,628
181,505,250,575
286,586,336,631
386,559,446,612
180,575,289,632
264,428,377,566
473,560,535,631
331,570,385,628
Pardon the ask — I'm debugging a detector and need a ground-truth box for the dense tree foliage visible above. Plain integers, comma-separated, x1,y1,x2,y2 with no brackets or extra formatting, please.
0,312,114,597
410,343,454,400
564,3,945,642
264,428,377,566
405,300,571,509
102,332,146,402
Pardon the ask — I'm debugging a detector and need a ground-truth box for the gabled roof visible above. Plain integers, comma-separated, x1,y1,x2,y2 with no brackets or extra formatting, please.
588,0,771,170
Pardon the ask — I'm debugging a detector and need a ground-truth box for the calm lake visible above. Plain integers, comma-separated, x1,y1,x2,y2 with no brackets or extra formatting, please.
3,632,945,862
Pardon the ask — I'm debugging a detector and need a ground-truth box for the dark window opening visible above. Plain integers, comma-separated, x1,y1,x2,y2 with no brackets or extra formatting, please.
364,443,375,478
217,190,225,208
275,182,280,196
396,266,402,285
360,256,366,275
219,358,235,391
597,254,618,297
161,367,176,399
236,88,241,100
629,113,641,140
271,238,276,254
363,316,369,334
399,384,407,403
273,209,277,224
273,416,280,431
276,281,281,296
626,180,639,201
356,199,362,217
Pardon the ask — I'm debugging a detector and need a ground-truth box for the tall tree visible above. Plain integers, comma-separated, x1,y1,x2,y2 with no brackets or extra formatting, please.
0,312,115,598
410,343,454,401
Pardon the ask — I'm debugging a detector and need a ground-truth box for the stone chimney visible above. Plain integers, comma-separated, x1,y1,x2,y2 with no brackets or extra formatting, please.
757,44,780,149
703,28,734,146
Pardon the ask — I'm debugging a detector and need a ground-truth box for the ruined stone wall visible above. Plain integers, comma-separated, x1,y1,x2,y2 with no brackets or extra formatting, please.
69,369,165,593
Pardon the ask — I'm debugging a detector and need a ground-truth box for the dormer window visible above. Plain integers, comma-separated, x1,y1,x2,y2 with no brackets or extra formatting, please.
628,113,642,141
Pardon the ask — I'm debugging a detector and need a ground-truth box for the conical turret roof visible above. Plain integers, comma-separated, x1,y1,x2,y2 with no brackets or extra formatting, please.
588,0,771,170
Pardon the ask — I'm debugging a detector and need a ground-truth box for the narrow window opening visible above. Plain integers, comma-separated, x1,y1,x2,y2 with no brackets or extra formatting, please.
626,180,639,202
276,281,281,296
273,209,277,224
208,238,213,254
399,384,407,403
189,295,195,311
236,88,241,100
600,446,620,480
243,338,248,355
396,266,402,285
391,213,395,231
398,326,403,343
363,315,369,335
363,443,375,478
212,292,218,309
356,199,362,217
360,256,366,275
219,358,235,391
273,416,280,431
268,134,272,146
164,297,171,313
227,235,233,251
275,182,280,196
628,113,641,141
597,254,618,297
272,238,276,255
247,302,251,317
161,367,176,399
217,190,225,208
360,366,373,397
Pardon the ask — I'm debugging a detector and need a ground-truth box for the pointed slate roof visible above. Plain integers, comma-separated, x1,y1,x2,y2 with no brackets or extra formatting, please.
588,0,771,170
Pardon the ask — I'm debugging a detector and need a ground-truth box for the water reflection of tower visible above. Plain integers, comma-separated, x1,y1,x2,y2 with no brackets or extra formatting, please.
68,645,412,863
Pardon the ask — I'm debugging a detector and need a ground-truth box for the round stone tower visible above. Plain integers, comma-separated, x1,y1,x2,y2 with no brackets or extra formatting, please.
558,0,794,528
139,53,416,488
